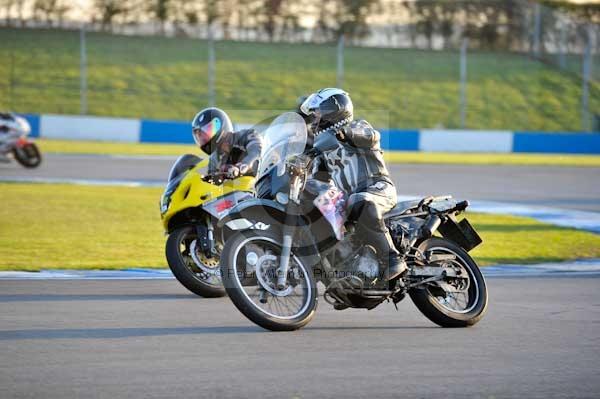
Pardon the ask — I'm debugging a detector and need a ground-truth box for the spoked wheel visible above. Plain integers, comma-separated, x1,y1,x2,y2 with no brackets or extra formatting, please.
13,143,42,168
221,229,317,331
409,237,487,327
165,225,225,298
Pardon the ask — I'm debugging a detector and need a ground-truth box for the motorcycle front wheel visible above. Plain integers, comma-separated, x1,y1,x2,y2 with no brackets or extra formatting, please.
165,225,225,298
409,237,488,327
220,229,317,331
13,143,42,168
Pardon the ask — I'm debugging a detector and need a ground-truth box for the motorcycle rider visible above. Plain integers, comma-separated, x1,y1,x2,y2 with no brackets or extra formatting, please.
0,112,28,139
299,88,406,281
191,107,262,178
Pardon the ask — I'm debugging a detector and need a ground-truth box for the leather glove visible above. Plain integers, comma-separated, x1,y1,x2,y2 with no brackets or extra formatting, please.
336,126,351,142
225,163,249,178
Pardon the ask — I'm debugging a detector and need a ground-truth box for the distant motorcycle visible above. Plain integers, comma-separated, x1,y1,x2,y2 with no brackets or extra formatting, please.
219,112,488,331
0,112,42,168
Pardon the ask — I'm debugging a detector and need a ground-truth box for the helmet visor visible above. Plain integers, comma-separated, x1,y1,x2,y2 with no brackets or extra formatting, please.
193,117,222,147
299,93,322,116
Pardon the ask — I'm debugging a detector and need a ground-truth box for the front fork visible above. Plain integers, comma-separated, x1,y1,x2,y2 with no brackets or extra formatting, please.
195,216,216,257
276,174,303,290
276,223,295,290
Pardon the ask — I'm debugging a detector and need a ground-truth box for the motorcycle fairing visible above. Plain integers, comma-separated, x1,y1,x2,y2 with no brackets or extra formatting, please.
203,191,254,219
160,156,255,230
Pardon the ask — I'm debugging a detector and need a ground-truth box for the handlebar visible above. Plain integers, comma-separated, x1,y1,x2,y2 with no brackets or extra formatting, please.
203,172,234,184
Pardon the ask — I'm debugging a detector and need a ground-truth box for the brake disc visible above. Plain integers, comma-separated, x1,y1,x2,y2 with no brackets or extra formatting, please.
255,254,294,297
190,239,220,275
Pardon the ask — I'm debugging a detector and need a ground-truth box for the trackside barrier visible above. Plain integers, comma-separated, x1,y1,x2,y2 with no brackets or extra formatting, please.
18,113,600,154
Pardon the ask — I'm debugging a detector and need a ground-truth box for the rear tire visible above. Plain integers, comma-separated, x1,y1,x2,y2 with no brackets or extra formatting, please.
166,226,225,298
13,143,41,168
221,229,317,331
409,237,487,327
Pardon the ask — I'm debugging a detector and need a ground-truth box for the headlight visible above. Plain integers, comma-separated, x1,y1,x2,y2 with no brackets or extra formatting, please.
275,192,289,205
160,186,176,214
160,193,171,214
160,175,184,214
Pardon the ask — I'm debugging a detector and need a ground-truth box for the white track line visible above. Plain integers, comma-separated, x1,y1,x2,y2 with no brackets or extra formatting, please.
1,259,599,280
397,195,600,234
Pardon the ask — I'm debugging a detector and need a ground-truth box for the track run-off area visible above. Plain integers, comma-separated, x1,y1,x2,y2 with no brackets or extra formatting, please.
1,153,600,212
1,153,600,398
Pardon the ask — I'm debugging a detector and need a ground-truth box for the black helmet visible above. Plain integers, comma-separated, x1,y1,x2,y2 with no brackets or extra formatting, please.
191,107,233,154
300,88,353,134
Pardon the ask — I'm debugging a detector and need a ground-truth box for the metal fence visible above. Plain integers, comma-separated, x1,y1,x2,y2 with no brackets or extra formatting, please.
0,1,597,132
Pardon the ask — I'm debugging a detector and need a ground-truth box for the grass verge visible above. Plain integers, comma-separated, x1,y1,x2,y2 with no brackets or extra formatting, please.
38,138,600,167
38,138,195,156
1,28,599,131
1,182,599,271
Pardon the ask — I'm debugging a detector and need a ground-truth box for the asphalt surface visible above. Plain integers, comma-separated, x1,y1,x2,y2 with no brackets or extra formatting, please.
2,154,600,211
1,277,599,398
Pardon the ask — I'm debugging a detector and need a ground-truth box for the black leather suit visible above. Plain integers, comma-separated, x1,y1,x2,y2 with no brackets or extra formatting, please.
208,129,263,176
311,120,399,262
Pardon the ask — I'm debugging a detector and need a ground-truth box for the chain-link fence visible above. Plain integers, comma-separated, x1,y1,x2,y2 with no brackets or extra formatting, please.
0,1,597,132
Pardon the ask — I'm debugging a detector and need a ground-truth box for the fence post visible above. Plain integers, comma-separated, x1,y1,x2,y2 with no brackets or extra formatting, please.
459,38,468,129
533,2,541,58
9,49,15,110
336,34,344,88
207,23,216,107
80,24,88,115
559,16,567,69
582,25,593,132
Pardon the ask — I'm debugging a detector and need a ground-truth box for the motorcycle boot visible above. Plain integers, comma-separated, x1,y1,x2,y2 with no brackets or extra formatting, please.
350,198,406,282
368,227,407,281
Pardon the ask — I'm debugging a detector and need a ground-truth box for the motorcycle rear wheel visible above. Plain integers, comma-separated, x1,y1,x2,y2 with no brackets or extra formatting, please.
13,143,42,168
166,225,225,298
409,237,488,327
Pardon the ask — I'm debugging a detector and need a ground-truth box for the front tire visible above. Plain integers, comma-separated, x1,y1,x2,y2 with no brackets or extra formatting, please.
166,226,225,298
409,237,488,327
220,229,317,331
13,143,42,168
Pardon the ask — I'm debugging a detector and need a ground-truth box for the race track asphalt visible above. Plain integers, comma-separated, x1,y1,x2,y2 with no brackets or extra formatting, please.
1,277,599,399
1,154,600,211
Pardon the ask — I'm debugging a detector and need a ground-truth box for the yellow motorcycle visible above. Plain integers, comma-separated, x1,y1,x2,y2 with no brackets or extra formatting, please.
160,154,254,297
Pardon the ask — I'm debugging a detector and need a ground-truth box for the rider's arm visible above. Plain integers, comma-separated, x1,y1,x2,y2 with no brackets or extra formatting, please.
237,129,263,174
339,120,380,149
207,152,220,175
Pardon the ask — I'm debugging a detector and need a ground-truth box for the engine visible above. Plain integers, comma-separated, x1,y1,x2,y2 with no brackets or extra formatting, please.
329,232,381,281
387,216,425,252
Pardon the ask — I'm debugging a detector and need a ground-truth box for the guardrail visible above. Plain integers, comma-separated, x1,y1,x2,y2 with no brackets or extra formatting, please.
21,113,600,155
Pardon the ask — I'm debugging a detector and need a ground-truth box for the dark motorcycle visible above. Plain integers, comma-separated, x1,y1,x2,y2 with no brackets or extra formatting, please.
0,113,42,168
219,112,487,331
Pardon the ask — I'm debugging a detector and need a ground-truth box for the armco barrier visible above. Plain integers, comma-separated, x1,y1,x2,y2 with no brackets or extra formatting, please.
17,113,600,154
380,129,420,151
139,119,193,144
22,114,40,138
513,132,600,154
419,130,513,153
40,114,140,142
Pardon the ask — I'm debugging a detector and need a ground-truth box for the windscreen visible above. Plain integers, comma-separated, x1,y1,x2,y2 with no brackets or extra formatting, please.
257,112,307,179
167,154,203,182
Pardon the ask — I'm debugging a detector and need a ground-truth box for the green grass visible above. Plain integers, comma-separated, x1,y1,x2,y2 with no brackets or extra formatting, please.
1,28,598,131
1,182,599,271
39,138,197,156
38,138,600,167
